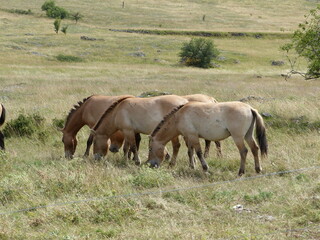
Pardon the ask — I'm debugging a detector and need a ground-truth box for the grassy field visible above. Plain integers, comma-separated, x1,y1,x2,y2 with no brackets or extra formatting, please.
0,0,320,239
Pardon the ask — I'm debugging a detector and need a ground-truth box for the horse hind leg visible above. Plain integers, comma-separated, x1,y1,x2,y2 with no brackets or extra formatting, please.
204,140,211,158
232,136,248,176
245,133,261,173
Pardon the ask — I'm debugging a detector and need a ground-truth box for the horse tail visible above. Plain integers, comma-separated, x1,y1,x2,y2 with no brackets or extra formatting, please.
0,104,6,127
92,96,133,131
251,108,268,157
151,104,186,137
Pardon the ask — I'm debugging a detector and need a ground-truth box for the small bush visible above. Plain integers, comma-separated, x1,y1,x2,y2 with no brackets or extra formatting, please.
41,0,69,19
56,54,83,62
61,25,68,34
52,118,64,129
179,38,219,68
6,9,32,15
53,19,61,34
3,113,45,138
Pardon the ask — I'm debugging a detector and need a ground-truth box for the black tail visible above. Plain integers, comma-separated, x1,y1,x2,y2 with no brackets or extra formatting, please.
0,104,6,127
251,109,268,157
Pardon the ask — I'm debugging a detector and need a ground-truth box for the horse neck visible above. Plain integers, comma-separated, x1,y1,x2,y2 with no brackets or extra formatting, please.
95,108,117,137
153,117,179,145
63,107,85,136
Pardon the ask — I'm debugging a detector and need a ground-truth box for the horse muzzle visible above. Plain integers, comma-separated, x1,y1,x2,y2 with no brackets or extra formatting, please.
109,145,119,153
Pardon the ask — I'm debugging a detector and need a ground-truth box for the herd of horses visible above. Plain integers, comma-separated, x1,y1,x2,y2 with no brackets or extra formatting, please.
62,94,268,176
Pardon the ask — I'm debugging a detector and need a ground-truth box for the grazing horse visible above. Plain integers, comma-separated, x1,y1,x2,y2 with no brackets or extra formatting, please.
91,95,190,165
87,94,221,164
61,95,134,159
0,104,6,150
148,101,268,175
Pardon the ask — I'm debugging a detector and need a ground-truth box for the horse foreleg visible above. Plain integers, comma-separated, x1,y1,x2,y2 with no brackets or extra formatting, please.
169,136,181,167
194,144,208,172
232,136,248,176
187,145,195,169
124,130,140,165
214,141,222,158
83,133,94,157
123,141,130,160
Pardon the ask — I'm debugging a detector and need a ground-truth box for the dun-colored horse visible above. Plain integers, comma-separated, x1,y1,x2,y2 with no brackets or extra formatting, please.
85,94,222,161
148,101,268,175
0,104,6,150
62,95,133,159
91,95,188,165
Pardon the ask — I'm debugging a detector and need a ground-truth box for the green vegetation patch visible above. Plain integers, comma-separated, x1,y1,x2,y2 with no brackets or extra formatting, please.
56,54,83,62
131,167,174,189
1,8,32,15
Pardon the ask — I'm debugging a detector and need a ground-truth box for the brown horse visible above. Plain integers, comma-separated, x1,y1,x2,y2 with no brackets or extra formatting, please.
62,95,134,159
91,95,190,165
148,101,268,175
0,104,6,150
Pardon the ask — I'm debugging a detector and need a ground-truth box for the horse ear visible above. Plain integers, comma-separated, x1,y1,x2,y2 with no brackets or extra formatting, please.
90,129,96,136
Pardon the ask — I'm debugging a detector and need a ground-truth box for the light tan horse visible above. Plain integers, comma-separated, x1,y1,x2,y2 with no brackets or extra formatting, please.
148,101,268,175
0,104,6,150
62,95,134,159
91,95,190,165
182,94,221,159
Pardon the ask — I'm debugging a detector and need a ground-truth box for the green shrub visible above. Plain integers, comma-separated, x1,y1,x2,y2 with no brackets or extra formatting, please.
53,18,61,34
3,113,45,138
41,0,55,11
179,38,219,68
52,118,64,129
56,54,83,62
61,25,68,34
6,9,32,15
41,0,69,19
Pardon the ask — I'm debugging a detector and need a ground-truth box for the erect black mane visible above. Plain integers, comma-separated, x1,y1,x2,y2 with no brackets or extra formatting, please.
64,95,93,128
93,96,133,130
151,104,186,137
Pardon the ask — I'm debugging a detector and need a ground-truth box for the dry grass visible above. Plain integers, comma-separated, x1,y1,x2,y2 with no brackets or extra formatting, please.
0,0,320,239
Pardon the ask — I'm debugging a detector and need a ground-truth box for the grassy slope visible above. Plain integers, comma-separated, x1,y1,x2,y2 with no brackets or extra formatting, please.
0,0,320,239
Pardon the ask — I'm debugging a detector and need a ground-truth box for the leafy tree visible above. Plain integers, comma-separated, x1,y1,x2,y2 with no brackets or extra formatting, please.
179,38,219,68
71,12,83,24
282,6,320,80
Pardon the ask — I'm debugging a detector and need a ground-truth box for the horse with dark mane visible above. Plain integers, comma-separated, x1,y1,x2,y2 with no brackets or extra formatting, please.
148,101,268,176
61,95,134,159
0,104,6,150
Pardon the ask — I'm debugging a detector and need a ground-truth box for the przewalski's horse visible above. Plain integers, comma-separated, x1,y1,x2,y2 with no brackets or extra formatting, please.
0,104,6,150
62,95,134,159
91,95,189,165
148,101,268,175
182,94,221,159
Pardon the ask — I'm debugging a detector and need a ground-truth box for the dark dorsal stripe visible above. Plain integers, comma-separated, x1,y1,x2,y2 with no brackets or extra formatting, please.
0,104,5,126
151,104,186,137
93,96,133,131
64,95,93,128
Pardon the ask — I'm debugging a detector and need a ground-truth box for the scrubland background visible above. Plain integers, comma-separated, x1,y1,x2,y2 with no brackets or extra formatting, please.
0,0,319,239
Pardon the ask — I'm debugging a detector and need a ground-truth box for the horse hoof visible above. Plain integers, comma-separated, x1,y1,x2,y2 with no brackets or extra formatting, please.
255,167,262,173
202,165,209,172
238,169,245,176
